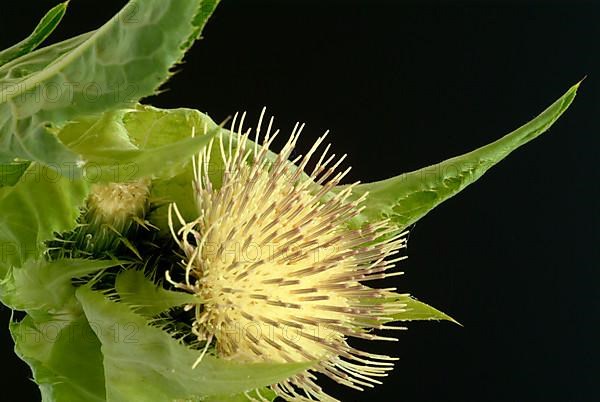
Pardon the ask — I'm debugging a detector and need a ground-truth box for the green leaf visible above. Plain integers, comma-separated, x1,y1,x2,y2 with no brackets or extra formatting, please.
0,164,89,277
11,314,106,402
123,105,221,231
149,164,197,233
115,269,200,317
375,292,459,324
55,107,218,182
395,297,457,323
0,161,31,186
0,1,69,67
345,82,579,231
124,104,218,149
358,292,458,329
84,132,218,183
1,258,124,312
76,286,313,401
0,0,220,167
0,32,92,82
57,111,138,155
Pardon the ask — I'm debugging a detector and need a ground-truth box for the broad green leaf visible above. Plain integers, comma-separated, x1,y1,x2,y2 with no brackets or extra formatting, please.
57,111,138,155
0,0,220,168
1,258,124,312
0,1,69,67
124,105,217,149
11,314,106,402
115,269,200,317
0,161,30,186
123,105,221,183
0,164,89,277
76,286,313,401
345,82,579,231
56,108,218,182
83,133,218,183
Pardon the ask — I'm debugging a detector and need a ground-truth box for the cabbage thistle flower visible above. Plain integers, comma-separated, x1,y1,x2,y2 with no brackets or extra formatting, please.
0,2,580,402
167,113,408,400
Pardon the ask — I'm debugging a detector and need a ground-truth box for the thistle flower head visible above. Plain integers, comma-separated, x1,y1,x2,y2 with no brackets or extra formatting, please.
70,179,151,256
168,111,408,401
87,180,150,228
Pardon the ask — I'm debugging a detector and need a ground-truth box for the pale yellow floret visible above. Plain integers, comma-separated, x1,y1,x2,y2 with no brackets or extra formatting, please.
168,109,408,402
87,179,150,227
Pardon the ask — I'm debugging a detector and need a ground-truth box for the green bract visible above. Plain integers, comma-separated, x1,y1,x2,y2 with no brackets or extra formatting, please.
0,1,579,402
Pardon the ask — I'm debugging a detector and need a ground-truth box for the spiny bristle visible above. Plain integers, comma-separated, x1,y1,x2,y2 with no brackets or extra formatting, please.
168,109,408,402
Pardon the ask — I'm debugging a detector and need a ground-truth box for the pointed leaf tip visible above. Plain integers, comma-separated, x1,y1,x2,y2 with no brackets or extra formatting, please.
0,1,69,67
345,82,580,231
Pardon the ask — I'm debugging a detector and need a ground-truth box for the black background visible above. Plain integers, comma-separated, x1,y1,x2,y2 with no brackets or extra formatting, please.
1,1,598,401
